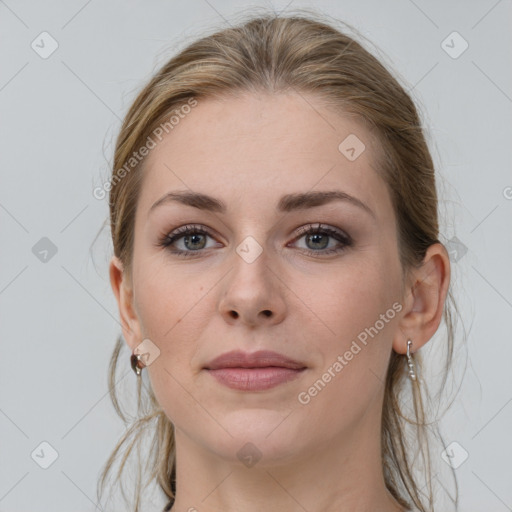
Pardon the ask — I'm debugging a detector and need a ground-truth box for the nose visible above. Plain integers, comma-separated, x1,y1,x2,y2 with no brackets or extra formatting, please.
218,246,287,328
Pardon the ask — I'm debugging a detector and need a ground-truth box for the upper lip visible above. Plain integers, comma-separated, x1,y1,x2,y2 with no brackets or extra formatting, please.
204,350,306,370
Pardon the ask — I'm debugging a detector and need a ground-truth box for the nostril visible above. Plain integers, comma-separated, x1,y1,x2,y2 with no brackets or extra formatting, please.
262,310,272,317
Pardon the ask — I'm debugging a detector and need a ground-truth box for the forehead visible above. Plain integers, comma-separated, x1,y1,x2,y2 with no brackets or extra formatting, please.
137,91,391,218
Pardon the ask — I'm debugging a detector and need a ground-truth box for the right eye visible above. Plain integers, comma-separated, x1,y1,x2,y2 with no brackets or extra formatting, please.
158,224,221,257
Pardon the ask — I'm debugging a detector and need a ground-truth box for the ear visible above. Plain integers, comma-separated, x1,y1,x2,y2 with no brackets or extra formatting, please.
393,242,451,355
109,255,142,352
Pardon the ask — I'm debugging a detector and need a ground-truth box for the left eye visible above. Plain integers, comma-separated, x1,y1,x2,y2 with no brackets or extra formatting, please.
289,224,352,255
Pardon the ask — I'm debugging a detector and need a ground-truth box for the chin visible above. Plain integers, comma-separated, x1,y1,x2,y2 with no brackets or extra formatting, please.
201,410,307,466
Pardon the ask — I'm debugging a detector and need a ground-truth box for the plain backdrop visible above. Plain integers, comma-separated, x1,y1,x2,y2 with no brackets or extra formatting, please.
1,1,511,511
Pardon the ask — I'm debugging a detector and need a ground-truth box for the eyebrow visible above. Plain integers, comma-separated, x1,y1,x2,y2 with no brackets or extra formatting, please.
149,190,375,219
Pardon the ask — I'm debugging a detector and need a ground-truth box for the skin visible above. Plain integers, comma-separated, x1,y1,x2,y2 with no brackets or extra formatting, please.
110,91,450,512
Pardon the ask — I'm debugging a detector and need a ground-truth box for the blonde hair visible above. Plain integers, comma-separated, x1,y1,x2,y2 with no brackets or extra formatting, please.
98,9,461,512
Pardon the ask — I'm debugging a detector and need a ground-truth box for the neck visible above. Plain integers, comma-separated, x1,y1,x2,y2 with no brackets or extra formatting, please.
168,406,405,512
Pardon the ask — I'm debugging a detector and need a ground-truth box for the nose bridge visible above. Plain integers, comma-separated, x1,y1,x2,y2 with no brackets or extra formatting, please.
229,233,272,298
219,233,286,326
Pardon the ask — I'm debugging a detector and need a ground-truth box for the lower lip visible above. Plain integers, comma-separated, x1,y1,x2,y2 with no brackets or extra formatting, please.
206,367,306,391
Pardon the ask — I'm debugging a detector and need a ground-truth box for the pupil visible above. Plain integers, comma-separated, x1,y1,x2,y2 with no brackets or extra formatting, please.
308,233,328,249
186,234,205,250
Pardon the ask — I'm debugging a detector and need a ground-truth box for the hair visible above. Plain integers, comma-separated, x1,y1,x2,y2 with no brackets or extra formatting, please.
97,8,462,512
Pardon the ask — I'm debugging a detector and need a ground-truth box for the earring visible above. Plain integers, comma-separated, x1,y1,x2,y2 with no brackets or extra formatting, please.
131,352,145,376
406,340,417,381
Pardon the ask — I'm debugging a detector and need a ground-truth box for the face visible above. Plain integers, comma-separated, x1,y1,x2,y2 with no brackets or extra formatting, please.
119,91,406,466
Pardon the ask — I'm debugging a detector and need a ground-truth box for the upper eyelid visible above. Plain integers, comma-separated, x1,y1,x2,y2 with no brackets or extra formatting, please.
166,223,346,237
293,223,349,238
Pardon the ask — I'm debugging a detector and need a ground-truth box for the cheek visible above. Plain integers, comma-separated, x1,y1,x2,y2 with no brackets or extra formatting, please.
295,284,397,433
134,260,210,338
134,269,212,423
299,255,400,402
304,256,399,343
133,265,214,384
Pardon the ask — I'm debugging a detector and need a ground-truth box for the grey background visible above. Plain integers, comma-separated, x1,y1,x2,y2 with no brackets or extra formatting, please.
1,1,511,511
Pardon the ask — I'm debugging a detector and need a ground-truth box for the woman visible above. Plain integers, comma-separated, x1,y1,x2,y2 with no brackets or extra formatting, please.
100,10,458,512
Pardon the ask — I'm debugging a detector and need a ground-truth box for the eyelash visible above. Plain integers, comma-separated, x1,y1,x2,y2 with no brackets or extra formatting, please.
157,223,353,258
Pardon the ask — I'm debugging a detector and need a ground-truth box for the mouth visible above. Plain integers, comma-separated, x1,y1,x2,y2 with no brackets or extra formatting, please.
205,367,306,391
203,350,307,391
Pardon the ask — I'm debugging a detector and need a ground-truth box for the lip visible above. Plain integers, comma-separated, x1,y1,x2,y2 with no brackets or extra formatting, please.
204,350,306,370
203,350,307,391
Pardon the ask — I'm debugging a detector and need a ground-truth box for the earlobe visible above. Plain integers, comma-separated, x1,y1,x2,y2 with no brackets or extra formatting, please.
393,243,451,355
109,255,140,351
